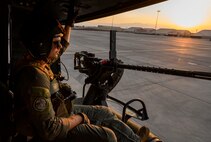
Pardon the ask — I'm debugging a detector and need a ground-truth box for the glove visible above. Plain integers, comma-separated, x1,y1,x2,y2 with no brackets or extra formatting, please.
77,113,90,124
66,9,79,27
53,0,79,26
59,83,72,94
51,0,70,21
59,83,77,101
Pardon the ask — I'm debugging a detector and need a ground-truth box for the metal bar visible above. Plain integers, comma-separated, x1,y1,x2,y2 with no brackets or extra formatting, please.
107,95,145,117
103,63,211,80
109,30,116,60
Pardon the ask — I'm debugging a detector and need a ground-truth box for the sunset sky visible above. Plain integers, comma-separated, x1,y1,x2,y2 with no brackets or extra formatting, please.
77,0,211,33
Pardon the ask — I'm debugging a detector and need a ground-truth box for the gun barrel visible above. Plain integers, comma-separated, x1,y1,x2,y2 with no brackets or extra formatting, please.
103,63,211,80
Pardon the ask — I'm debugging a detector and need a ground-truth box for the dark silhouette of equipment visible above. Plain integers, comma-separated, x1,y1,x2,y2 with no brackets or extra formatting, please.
73,31,149,122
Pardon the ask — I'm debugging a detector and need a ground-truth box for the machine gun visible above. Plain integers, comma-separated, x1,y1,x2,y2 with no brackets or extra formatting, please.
73,31,211,123
74,50,211,81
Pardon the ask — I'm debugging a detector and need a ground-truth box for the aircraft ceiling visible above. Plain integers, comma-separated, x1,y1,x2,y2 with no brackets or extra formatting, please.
11,0,166,23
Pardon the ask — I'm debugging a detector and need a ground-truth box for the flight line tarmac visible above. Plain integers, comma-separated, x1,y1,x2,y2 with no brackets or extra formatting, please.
61,30,211,142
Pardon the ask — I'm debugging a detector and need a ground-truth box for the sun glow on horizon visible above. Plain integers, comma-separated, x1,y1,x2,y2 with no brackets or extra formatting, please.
78,0,211,33
166,0,209,29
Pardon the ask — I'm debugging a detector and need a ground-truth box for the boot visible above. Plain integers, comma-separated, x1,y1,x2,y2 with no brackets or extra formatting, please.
137,126,150,142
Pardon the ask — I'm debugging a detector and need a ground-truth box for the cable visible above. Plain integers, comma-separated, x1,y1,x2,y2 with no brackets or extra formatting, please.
60,61,69,81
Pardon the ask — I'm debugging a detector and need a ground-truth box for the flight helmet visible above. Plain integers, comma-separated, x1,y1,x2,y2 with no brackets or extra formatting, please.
20,0,67,59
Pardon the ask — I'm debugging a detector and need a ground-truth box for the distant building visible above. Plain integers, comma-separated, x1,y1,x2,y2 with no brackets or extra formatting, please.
191,30,211,39
142,28,156,34
124,27,156,34
156,28,176,35
73,25,98,30
73,25,85,29
124,27,143,33
73,25,123,31
97,25,123,31
168,30,191,37
156,28,191,37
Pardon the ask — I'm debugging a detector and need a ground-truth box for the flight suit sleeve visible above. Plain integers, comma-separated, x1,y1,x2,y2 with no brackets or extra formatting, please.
20,67,73,140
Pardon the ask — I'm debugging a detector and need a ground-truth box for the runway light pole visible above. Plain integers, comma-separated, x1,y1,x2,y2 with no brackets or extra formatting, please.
155,10,160,34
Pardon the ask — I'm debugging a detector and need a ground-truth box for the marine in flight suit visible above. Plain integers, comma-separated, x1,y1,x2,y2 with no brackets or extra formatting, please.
12,1,149,142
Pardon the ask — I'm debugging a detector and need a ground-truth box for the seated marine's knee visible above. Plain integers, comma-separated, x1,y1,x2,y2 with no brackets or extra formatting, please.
103,127,117,142
95,105,116,116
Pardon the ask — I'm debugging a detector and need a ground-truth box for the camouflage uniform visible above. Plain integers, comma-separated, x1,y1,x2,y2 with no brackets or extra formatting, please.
12,55,141,142
12,56,116,142
71,105,140,142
